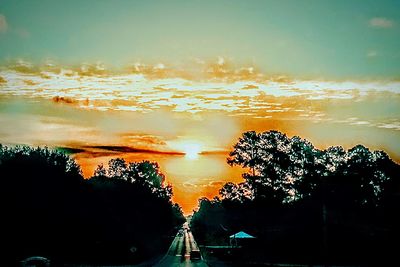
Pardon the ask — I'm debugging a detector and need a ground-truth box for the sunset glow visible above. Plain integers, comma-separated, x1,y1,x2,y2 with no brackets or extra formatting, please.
0,0,399,214
1,63,399,213
182,143,202,160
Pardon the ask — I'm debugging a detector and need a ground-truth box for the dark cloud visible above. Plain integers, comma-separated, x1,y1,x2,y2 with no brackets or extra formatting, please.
52,96,78,105
87,145,184,155
60,145,185,156
56,147,86,155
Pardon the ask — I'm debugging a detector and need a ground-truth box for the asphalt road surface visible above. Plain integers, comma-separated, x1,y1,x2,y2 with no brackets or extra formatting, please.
154,230,208,267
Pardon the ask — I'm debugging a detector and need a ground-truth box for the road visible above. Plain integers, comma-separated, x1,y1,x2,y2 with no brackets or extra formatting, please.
154,229,208,267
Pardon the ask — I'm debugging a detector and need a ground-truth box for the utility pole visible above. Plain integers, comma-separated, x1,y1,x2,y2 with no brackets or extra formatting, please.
322,176,329,267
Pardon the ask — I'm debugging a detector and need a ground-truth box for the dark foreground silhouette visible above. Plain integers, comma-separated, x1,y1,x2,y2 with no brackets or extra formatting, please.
1,129,399,266
191,130,400,266
0,145,185,266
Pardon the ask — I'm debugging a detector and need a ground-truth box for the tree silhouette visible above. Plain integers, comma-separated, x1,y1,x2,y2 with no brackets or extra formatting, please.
192,130,399,265
95,159,172,200
219,182,254,203
227,131,260,177
107,158,128,178
228,130,321,203
334,145,396,208
94,163,107,177
0,145,184,265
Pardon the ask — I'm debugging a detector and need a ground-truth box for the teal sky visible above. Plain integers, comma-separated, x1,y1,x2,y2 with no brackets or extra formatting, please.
0,0,399,79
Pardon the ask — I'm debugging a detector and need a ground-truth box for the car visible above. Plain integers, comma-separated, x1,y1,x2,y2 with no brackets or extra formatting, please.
20,256,50,267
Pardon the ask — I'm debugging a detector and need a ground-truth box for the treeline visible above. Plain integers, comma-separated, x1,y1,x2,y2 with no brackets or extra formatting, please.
0,145,185,265
191,130,400,265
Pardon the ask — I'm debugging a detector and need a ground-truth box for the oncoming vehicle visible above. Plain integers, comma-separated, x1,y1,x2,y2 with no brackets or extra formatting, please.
187,229,201,260
20,256,50,267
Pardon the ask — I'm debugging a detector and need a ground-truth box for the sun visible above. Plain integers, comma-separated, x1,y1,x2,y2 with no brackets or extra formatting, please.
182,143,202,160
167,140,204,160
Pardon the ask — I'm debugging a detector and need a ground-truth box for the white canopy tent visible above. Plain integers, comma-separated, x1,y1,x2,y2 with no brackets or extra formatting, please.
229,231,255,247
229,231,255,239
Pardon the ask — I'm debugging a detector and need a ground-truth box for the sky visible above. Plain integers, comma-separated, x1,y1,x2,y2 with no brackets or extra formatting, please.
1,0,400,78
0,0,399,213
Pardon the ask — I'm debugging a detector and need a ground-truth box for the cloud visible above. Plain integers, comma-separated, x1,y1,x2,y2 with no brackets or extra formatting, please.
0,14,8,33
202,181,225,188
369,17,394,28
182,182,198,189
50,144,186,159
377,122,400,131
85,145,185,155
217,56,225,66
119,133,167,146
56,147,87,155
1,64,400,126
366,50,377,58
52,96,78,105
14,28,30,38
